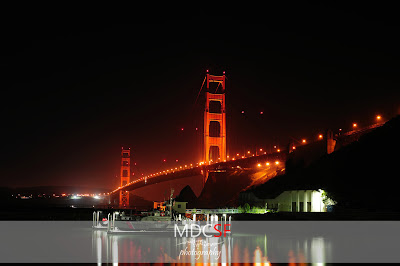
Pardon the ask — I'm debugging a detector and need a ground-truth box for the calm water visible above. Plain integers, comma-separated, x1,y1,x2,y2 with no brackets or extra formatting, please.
2,221,400,263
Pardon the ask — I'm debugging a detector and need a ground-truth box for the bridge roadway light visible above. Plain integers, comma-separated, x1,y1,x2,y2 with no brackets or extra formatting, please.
277,149,281,152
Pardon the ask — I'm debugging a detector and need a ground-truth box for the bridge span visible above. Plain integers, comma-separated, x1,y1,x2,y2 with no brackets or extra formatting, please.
110,151,287,195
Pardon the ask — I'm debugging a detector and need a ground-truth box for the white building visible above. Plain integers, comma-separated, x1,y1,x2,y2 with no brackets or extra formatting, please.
265,189,326,212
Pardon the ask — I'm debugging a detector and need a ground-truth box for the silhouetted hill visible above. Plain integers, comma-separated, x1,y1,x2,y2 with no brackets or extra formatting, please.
129,194,153,211
194,169,259,208
175,185,197,208
248,115,400,211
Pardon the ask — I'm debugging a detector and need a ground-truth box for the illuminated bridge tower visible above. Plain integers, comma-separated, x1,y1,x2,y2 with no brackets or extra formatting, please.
204,71,227,165
119,148,130,208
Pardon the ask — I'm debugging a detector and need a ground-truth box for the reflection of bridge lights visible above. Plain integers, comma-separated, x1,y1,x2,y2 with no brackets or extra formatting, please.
376,115,382,121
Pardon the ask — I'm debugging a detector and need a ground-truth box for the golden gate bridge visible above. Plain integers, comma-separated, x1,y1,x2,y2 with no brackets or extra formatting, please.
109,71,386,208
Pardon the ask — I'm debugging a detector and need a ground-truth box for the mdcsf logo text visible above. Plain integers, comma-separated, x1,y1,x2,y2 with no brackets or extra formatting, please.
174,223,231,238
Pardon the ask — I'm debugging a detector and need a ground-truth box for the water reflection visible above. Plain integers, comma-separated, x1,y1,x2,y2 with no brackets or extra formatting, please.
92,230,330,264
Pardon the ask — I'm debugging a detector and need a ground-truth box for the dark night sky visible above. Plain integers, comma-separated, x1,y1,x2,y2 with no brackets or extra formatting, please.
2,3,400,188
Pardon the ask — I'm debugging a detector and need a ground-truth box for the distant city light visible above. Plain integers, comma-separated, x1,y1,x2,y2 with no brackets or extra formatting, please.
353,123,357,128
257,163,261,167
302,139,306,144
292,146,296,150
318,134,323,139
266,162,270,166
275,161,280,165
242,111,245,114
260,111,263,115
376,115,382,121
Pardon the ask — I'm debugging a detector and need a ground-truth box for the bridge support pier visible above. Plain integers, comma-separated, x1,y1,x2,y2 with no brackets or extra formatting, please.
326,129,336,154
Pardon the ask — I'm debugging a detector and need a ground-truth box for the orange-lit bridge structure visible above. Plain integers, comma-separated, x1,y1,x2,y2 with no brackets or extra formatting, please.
109,71,386,208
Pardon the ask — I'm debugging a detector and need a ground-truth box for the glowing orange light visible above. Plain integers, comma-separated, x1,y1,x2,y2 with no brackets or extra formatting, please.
247,151,251,154
277,149,281,152
266,162,270,166
275,161,279,165
318,134,323,139
302,139,306,144
257,163,261,167
259,148,263,151
353,123,357,128
237,153,240,156
292,146,296,150
376,115,382,120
